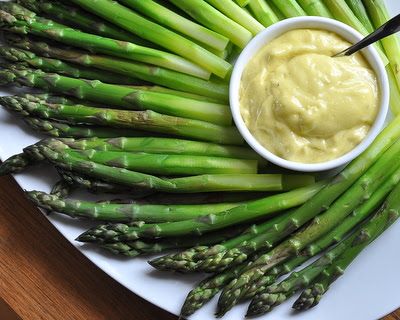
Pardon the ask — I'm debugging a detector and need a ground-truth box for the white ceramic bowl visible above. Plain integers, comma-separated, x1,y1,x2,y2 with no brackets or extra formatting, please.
230,17,389,172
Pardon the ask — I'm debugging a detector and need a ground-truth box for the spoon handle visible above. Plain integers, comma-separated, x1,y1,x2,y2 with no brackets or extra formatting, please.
337,13,400,57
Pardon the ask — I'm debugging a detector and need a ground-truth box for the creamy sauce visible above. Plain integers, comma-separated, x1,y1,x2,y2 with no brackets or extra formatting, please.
240,29,379,163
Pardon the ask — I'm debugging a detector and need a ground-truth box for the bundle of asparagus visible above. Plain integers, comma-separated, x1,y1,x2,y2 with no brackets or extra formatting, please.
0,0,400,319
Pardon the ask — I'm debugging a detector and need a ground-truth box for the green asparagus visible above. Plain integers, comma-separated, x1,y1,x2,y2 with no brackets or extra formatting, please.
0,46,140,85
104,225,248,257
294,181,400,311
215,136,400,315
15,0,151,45
22,117,159,138
77,182,325,243
119,0,229,51
4,33,228,101
0,94,241,144
169,0,253,48
70,0,231,78
59,149,259,176
271,0,306,17
248,0,279,27
0,66,231,125
0,153,34,175
345,0,374,33
0,2,210,79
27,190,244,223
203,0,264,35
57,136,261,161
297,0,333,17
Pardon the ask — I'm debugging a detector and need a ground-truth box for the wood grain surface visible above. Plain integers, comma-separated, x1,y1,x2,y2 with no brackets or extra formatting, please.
0,174,399,320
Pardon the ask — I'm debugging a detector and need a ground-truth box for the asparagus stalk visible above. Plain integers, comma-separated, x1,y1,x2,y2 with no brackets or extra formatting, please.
247,0,279,27
181,255,261,317
297,0,333,17
69,0,231,78
118,0,229,51
203,0,264,35
246,222,365,316
363,0,400,103
0,46,140,85
324,0,388,65
104,225,248,257
0,153,34,175
22,117,160,139
216,137,400,314
3,33,228,101
50,179,74,199
15,0,151,46
59,137,260,161
270,0,306,17
61,149,259,175
77,182,325,243
169,0,252,48
387,67,400,115
0,66,231,126
0,3,210,79
149,210,294,272
29,138,313,192
0,94,240,144
58,169,151,195
268,1,286,20
294,181,400,311
167,162,400,277
27,190,244,223
234,0,250,7
345,0,374,33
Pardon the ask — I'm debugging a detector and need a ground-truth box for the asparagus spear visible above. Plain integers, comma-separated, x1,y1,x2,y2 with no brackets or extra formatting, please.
294,181,400,311
104,225,248,257
15,0,151,46
58,169,150,195
297,0,333,17
268,1,286,20
245,225,361,316
0,94,241,144
0,2,210,79
247,0,279,27
118,0,229,51
181,254,263,317
363,0,400,103
22,117,160,139
169,0,252,48
0,46,140,85
58,136,261,161
3,33,228,101
215,137,400,315
69,0,231,78
234,0,250,7
77,182,325,243
203,0,264,35
149,210,294,272
27,190,243,223
60,149,259,175
345,0,374,33
50,179,74,198
270,0,306,17
324,0,388,64
0,153,34,175
0,66,231,126
168,161,400,277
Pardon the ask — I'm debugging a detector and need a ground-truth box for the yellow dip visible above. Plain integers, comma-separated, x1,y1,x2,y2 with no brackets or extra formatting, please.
240,29,379,163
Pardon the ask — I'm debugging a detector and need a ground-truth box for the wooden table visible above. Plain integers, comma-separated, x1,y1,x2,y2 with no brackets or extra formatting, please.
0,174,399,320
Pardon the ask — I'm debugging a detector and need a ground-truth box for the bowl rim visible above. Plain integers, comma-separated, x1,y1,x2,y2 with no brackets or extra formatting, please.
229,16,390,172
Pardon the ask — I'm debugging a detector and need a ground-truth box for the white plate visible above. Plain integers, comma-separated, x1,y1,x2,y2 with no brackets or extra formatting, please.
1,2,400,319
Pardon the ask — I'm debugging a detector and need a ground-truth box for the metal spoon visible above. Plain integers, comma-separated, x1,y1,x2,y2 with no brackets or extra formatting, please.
333,13,400,57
